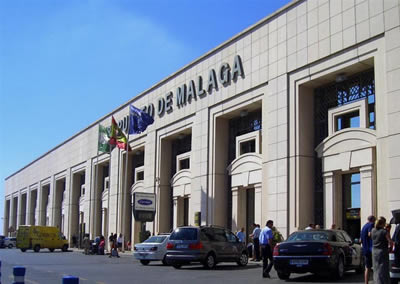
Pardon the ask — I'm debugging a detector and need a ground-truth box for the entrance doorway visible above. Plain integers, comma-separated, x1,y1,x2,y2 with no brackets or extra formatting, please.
246,188,255,243
342,173,361,239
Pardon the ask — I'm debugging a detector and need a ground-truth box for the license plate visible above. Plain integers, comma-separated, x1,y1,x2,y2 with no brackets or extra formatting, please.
176,244,188,249
290,259,309,266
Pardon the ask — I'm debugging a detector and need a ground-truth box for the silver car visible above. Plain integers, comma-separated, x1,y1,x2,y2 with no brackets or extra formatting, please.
4,237,16,248
133,234,170,265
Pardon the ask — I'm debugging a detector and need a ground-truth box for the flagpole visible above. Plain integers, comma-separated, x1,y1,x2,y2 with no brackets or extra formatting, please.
106,138,112,251
122,109,130,252
93,124,100,239
115,147,121,239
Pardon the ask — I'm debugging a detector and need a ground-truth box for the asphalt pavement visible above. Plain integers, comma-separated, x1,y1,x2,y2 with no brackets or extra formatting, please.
0,248,365,284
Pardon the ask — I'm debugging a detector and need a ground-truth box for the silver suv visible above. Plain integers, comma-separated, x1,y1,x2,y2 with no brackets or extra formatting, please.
165,226,248,269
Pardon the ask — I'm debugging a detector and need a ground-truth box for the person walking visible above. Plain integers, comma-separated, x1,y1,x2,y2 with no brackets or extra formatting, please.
361,215,375,284
259,220,274,278
250,224,261,261
117,233,123,252
83,234,90,255
371,216,392,284
236,227,245,243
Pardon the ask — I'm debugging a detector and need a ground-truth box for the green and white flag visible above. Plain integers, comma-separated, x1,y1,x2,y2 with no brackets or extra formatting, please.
98,124,110,153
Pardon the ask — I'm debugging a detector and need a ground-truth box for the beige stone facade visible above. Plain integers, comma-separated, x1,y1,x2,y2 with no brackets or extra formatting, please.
4,0,400,248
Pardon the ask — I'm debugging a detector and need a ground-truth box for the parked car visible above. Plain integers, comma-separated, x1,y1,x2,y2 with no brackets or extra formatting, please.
4,237,17,248
165,225,248,269
0,235,5,248
133,233,170,265
273,229,363,280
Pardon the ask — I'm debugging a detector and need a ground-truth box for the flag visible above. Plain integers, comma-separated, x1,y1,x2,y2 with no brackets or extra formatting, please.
98,124,110,153
128,105,154,134
109,116,131,151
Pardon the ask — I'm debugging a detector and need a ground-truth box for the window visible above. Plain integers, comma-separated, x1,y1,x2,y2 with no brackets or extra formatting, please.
335,110,360,131
169,228,198,241
240,139,256,155
134,166,144,183
176,152,190,171
179,158,190,170
213,228,228,242
235,130,261,158
136,171,144,181
227,232,238,243
328,99,367,135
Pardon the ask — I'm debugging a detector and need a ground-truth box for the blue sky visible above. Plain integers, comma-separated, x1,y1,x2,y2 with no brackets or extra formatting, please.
0,0,292,234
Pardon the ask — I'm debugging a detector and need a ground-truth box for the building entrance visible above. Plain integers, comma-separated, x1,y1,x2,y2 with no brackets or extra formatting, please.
342,173,361,239
245,188,255,243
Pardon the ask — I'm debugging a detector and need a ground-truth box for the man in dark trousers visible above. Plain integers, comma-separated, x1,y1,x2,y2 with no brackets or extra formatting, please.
250,223,261,261
259,220,274,278
360,215,375,284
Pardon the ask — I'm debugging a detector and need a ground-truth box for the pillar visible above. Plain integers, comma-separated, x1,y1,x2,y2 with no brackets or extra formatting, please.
254,183,262,226
173,196,179,229
360,165,375,224
323,172,336,229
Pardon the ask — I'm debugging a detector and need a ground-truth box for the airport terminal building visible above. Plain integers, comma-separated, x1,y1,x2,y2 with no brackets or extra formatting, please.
4,0,400,246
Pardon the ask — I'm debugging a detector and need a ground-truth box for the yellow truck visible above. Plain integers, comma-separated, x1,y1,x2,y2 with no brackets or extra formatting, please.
16,225,69,252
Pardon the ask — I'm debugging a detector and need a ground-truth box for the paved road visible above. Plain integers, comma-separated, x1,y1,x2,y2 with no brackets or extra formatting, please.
0,248,365,284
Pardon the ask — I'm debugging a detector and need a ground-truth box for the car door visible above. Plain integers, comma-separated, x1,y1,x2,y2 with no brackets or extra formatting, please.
336,231,353,267
225,231,241,260
341,230,361,267
213,228,229,261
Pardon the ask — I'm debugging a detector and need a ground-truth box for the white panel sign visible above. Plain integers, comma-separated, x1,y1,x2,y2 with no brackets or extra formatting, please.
134,192,156,211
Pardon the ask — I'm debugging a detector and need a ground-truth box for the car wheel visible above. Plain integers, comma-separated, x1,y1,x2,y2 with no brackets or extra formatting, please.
8,244,13,249
20,248,26,252
237,252,248,266
49,248,55,252
62,244,68,252
172,263,182,269
335,256,345,279
203,253,216,269
34,244,40,253
277,271,291,280
162,255,168,266
140,260,150,265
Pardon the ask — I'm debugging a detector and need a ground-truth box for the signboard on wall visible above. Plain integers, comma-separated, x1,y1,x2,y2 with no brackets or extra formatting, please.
133,192,156,222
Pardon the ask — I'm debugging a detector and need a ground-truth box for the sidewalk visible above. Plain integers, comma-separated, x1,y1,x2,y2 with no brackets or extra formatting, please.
69,247,133,257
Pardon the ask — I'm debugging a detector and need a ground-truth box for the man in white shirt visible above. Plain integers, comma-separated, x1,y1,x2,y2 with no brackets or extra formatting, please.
250,223,261,261
259,220,274,278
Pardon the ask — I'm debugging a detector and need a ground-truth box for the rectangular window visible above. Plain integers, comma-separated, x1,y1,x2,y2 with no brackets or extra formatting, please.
136,171,144,181
240,139,255,155
335,110,360,131
179,158,190,170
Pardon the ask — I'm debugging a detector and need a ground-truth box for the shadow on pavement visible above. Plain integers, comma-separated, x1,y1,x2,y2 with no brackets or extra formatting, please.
285,271,364,283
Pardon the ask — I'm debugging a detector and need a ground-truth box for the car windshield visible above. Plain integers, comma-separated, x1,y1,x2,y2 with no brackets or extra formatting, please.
169,228,198,241
287,231,331,242
144,236,167,243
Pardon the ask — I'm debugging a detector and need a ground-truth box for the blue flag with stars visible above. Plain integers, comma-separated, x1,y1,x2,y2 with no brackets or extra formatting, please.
128,104,154,134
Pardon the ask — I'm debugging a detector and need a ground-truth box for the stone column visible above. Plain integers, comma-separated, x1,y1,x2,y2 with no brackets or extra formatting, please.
254,183,262,226
232,187,246,233
10,195,16,235
17,191,22,228
360,165,375,224
26,189,32,225
3,199,10,236
323,172,336,229
173,196,179,229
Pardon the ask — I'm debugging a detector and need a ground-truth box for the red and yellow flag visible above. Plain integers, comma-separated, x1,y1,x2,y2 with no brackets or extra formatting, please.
109,116,131,151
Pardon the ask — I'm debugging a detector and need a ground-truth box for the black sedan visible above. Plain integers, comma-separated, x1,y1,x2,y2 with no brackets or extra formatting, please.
273,230,364,280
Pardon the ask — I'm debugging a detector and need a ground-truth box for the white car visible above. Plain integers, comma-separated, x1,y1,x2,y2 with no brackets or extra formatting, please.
5,237,16,248
133,234,170,265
